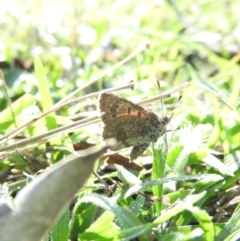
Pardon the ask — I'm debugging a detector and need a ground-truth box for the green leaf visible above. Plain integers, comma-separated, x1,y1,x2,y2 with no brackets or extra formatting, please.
34,56,57,131
80,211,119,241
117,168,141,185
185,205,214,241
125,175,201,198
77,193,142,228
152,142,168,215
50,208,70,241
216,207,240,241
69,203,97,240
202,154,234,176
0,94,36,129
119,224,154,240
153,192,206,224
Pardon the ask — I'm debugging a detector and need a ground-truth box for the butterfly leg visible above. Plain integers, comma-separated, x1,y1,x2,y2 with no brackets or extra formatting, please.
130,143,150,161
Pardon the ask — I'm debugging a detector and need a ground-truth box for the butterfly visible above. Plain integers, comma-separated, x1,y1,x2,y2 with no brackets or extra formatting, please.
99,92,172,160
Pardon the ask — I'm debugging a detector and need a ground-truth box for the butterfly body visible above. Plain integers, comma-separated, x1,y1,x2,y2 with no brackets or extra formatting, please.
99,92,171,160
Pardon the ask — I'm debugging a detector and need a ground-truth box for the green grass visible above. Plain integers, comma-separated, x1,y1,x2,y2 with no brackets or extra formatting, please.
0,0,240,240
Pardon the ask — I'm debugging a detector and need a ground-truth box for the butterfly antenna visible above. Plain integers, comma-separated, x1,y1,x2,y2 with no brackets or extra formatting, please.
172,95,182,109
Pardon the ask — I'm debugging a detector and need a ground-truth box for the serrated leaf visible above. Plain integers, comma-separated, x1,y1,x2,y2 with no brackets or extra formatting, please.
77,194,143,229
124,176,201,198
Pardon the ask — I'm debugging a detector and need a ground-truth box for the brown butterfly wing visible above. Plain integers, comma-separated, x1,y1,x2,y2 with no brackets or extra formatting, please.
99,92,169,160
99,92,147,123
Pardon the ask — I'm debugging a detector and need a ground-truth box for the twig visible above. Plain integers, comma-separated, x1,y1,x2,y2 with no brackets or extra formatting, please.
0,81,236,158
0,71,17,127
56,43,149,105
0,81,134,143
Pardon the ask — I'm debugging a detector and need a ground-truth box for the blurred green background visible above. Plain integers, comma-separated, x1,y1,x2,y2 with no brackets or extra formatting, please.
1,0,240,98
1,1,240,240
1,0,239,154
